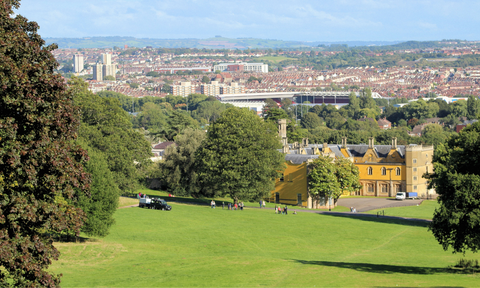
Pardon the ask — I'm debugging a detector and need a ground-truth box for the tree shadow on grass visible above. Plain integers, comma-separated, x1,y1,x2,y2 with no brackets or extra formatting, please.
317,212,430,228
292,259,450,275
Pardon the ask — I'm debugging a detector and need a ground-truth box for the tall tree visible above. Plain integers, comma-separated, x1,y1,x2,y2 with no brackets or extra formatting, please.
427,121,480,253
70,77,153,194
334,157,362,202
466,95,479,120
76,143,119,237
0,1,89,286
195,108,285,203
308,156,340,208
160,128,206,196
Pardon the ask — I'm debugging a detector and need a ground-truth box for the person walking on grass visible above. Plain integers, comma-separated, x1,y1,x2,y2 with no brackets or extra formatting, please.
275,205,278,214
222,202,225,209
262,200,266,208
259,200,262,208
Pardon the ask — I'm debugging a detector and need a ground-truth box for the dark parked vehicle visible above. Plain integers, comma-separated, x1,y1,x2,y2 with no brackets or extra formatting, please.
139,197,172,211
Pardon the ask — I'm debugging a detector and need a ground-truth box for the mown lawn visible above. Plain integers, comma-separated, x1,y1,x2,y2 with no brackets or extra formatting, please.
365,200,439,220
51,202,480,287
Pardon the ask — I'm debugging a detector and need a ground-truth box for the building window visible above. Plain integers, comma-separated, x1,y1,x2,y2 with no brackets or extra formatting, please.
413,159,417,164
368,184,374,193
413,176,418,181
413,186,417,191
381,167,386,175
280,174,284,182
426,166,429,174
396,167,401,176
381,184,388,193
368,167,373,175
413,168,417,172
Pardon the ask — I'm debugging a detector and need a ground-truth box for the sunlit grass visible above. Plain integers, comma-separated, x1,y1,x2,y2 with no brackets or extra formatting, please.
365,200,439,220
52,200,480,287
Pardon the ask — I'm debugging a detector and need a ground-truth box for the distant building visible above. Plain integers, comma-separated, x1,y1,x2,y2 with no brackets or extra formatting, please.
73,54,84,73
201,81,245,96
214,62,268,73
201,81,222,96
93,64,103,81
170,82,195,97
91,53,116,80
102,53,112,65
377,118,392,130
271,132,435,209
220,83,245,95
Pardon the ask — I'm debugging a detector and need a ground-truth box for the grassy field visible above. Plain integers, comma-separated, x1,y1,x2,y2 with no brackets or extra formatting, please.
365,200,439,220
257,56,296,63
51,200,480,287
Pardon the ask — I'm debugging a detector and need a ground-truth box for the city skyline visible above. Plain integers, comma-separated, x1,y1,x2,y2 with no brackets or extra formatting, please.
15,0,480,42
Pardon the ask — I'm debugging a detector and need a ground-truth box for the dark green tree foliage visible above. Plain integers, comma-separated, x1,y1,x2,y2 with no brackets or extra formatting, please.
421,124,447,147
427,121,480,253
195,108,285,202
164,110,199,141
467,95,479,120
71,78,152,193
308,156,340,202
160,128,206,196
264,108,289,123
301,112,322,130
76,144,118,237
0,1,89,286
334,157,362,203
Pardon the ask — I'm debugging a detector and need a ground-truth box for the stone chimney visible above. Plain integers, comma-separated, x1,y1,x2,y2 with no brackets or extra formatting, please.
368,137,375,149
341,137,347,148
391,137,397,149
278,119,287,146
302,138,309,148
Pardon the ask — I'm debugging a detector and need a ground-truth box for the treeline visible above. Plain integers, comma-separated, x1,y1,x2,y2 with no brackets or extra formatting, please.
262,89,479,148
97,91,234,142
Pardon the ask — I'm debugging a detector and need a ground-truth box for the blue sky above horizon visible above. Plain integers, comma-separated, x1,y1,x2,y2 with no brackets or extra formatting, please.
15,0,480,42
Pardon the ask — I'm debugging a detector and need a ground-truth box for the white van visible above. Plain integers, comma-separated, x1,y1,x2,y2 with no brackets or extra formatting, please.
395,192,406,200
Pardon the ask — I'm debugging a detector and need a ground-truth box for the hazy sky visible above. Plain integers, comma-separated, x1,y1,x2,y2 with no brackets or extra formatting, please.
15,0,480,41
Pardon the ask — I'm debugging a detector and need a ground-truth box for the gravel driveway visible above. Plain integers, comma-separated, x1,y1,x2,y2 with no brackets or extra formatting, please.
337,197,423,212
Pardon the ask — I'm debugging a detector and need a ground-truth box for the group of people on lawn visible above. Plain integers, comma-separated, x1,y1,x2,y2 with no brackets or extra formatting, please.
211,200,245,210
210,200,296,214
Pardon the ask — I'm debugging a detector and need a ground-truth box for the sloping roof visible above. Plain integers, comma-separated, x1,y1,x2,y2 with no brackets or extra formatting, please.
285,154,319,164
152,141,177,150
282,143,406,164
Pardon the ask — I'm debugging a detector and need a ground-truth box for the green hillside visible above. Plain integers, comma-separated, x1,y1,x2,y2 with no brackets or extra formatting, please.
51,202,480,287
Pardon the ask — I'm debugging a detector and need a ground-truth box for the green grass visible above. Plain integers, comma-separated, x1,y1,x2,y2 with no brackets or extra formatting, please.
365,200,439,220
257,56,296,63
133,188,350,212
51,202,480,287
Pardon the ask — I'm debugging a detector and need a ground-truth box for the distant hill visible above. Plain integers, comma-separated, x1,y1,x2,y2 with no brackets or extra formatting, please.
44,36,402,49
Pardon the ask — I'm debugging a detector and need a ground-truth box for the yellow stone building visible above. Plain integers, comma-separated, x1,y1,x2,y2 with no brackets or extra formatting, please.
269,121,435,208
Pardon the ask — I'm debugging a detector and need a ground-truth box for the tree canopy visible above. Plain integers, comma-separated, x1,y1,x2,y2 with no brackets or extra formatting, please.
195,108,285,202
0,1,89,285
427,121,480,254
160,128,206,196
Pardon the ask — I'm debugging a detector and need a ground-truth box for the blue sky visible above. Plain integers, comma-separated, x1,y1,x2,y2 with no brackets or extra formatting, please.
15,0,480,42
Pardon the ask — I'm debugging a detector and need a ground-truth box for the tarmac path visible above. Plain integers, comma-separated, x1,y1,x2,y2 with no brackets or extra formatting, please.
336,197,424,213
